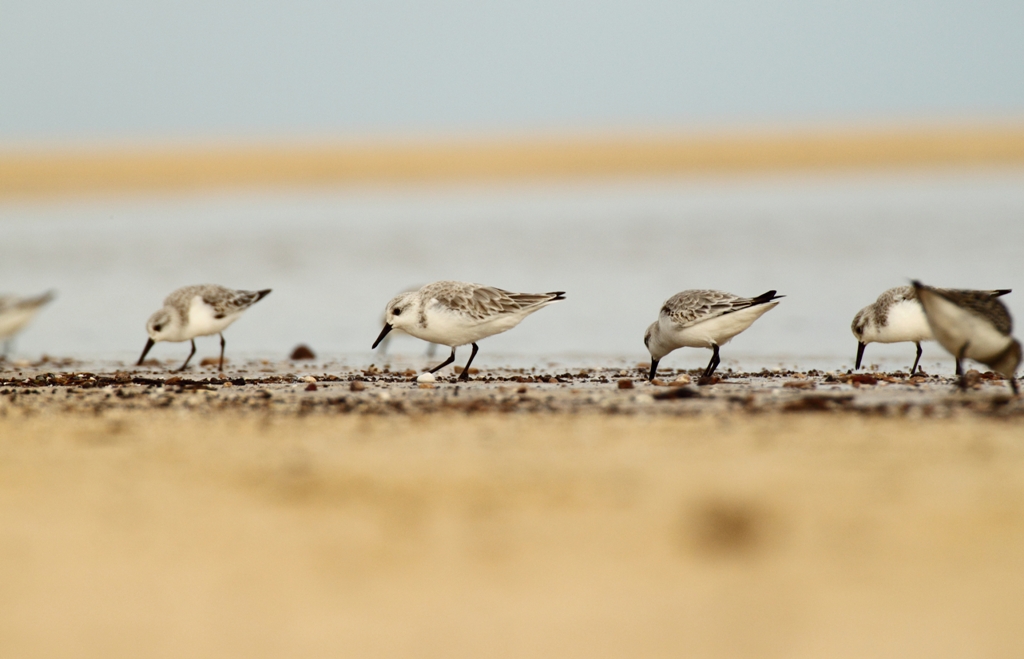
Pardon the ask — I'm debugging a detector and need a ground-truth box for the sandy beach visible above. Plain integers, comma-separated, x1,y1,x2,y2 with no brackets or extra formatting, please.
2,361,1024,658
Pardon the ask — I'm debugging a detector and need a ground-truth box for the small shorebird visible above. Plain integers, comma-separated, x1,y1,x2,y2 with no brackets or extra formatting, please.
912,280,1020,394
137,285,271,372
372,281,565,381
851,285,1011,375
645,289,782,381
0,291,55,356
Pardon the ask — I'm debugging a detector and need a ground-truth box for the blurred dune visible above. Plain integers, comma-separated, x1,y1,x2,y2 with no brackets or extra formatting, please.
2,412,1024,658
3,125,1024,198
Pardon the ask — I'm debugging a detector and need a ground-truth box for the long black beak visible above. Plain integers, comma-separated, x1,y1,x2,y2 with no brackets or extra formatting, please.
648,358,659,381
137,337,155,366
372,323,393,349
855,342,866,370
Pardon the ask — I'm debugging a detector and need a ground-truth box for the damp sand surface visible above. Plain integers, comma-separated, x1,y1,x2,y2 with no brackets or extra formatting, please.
2,360,1024,658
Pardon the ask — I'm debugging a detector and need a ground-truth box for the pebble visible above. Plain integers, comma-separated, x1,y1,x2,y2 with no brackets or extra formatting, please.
417,372,436,383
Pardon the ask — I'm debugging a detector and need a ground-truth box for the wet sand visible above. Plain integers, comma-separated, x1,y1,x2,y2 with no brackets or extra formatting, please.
2,360,1024,657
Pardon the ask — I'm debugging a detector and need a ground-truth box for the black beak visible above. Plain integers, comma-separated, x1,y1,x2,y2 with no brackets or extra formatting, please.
855,342,866,370
648,358,659,381
372,323,393,349
137,337,155,366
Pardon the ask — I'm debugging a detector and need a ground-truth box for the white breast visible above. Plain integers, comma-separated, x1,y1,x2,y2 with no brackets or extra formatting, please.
869,300,933,344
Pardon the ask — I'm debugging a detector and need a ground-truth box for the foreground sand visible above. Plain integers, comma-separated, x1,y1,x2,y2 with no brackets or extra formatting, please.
2,364,1024,657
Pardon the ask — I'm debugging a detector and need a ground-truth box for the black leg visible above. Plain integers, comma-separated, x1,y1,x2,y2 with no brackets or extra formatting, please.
648,358,660,381
178,339,197,372
428,347,457,374
458,343,480,381
1011,378,1020,396
911,342,923,376
703,345,721,378
956,343,969,390
219,333,226,372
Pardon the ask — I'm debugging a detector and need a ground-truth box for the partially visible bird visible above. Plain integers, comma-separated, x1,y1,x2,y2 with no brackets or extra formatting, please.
0,291,56,357
912,280,1020,394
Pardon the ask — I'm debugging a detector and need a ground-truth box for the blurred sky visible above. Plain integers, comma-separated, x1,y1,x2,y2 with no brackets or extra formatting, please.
2,0,1023,142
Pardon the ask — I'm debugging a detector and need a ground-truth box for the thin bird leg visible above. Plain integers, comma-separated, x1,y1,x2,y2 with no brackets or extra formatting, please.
458,343,480,381
911,342,923,376
1011,378,1020,396
428,347,457,374
703,345,721,378
219,333,226,372
956,343,969,390
178,339,197,372
648,358,660,381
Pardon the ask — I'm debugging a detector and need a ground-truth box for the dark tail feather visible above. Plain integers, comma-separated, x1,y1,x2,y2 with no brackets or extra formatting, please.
751,290,783,305
255,289,272,302
548,291,566,301
993,289,1012,297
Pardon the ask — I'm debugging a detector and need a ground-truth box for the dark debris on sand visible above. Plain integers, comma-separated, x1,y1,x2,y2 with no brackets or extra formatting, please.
0,362,1022,419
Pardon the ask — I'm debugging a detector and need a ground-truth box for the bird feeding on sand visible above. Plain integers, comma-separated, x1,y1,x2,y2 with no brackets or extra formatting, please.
137,285,271,372
644,289,782,381
372,281,565,381
851,285,1010,376
912,281,1020,394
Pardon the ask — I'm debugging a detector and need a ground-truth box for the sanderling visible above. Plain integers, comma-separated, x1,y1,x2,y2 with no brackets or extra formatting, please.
912,280,1020,394
371,281,565,381
0,291,55,356
137,285,271,372
852,286,1011,375
644,289,782,381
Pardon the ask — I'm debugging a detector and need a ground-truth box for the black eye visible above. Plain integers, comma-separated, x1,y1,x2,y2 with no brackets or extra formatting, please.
154,324,163,332
393,308,402,316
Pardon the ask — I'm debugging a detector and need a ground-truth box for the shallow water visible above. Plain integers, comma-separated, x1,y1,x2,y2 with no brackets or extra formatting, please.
2,168,1022,372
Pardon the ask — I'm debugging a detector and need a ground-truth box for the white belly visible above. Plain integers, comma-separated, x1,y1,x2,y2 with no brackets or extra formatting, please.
180,296,241,340
404,308,531,347
922,294,1012,362
663,302,778,350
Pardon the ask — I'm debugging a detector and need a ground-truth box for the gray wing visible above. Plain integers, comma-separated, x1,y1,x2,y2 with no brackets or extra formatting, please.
662,290,762,329
0,291,54,314
167,285,270,318
203,288,272,318
938,289,1013,335
426,282,561,321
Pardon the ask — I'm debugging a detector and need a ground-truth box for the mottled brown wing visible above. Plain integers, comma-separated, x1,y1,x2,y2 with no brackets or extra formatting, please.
939,289,1013,335
663,290,757,329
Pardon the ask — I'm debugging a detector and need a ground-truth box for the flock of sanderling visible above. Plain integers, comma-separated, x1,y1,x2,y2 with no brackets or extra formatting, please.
0,280,1020,393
